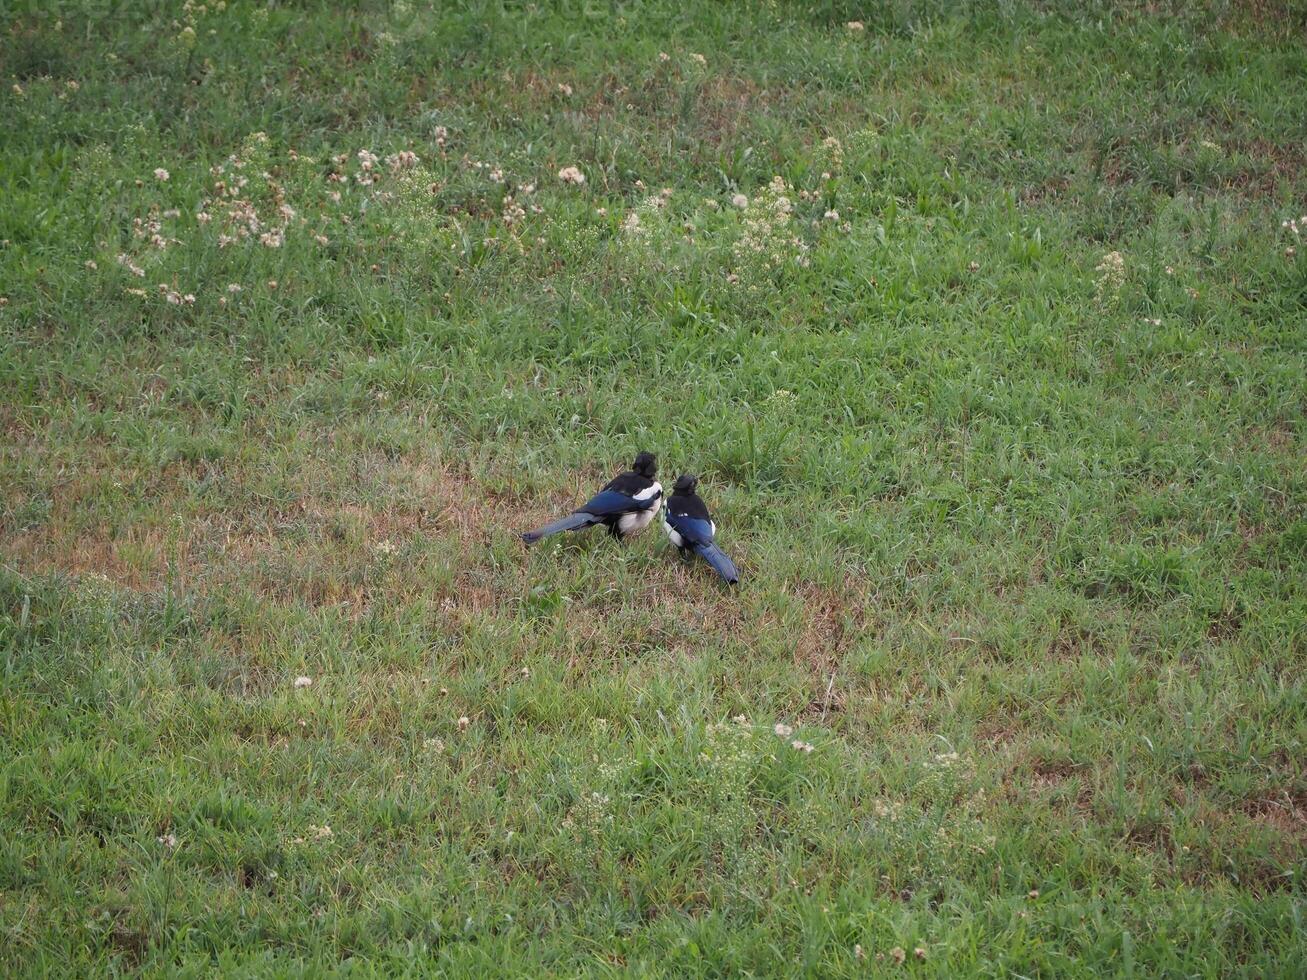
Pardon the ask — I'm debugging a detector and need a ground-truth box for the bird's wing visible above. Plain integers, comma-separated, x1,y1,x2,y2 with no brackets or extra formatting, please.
603,472,661,500
577,488,645,516
665,511,715,547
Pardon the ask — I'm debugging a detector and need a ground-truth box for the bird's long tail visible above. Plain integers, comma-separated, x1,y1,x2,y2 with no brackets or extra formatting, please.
521,512,595,544
696,542,739,584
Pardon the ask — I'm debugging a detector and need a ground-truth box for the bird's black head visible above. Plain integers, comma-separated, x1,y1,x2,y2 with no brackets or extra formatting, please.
672,473,698,495
632,451,657,478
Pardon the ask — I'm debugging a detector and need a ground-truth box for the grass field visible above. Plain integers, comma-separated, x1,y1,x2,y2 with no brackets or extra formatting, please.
3,0,1306,974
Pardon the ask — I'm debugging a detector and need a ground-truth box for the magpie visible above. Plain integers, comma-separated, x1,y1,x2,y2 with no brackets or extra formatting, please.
521,452,663,544
662,474,739,584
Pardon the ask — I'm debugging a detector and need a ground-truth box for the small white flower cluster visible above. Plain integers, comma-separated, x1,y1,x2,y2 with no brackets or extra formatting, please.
732,175,811,279
116,253,145,278
501,195,526,225
618,188,674,241
176,1,227,48
133,212,172,250
821,136,843,171
772,722,813,752
158,284,195,305
356,149,380,185
288,824,331,846
557,165,586,186
561,790,613,832
1282,213,1306,256
199,134,316,253
388,150,420,171
872,799,902,820
1094,249,1125,300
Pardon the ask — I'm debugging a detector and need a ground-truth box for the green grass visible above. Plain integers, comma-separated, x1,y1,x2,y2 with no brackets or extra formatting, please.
2,0,1305,974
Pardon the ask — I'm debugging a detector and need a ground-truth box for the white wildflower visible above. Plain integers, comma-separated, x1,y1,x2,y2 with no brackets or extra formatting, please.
116,253,145,277
1094,250,1125,300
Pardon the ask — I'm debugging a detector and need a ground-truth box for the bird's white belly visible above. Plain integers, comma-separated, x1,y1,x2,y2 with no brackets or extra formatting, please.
662,517,684,548
619,498,660,536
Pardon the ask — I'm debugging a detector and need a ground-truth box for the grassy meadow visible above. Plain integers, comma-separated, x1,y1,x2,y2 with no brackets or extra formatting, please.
2,0,1305,974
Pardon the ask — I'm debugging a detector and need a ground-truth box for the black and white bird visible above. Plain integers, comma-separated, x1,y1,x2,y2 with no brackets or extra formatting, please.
662,474,739,584
521,452,663,544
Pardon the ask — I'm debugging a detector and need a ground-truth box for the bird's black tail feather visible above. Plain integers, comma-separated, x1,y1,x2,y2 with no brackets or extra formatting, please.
521,512,595,544
696,542,739,584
